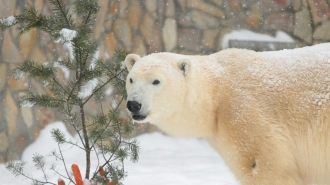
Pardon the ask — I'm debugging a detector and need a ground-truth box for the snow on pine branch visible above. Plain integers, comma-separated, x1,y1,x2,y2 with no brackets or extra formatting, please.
0,16,16,26
20,99,36,107
78,78,99,99
55,28,77,43
54,58,70,79
13,69,25,80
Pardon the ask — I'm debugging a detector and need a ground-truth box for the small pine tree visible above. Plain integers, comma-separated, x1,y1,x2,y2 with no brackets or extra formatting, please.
1,0,139,184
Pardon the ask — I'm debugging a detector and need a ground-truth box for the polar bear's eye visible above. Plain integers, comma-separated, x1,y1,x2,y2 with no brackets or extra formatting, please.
130,78,133,83
152,80,160,85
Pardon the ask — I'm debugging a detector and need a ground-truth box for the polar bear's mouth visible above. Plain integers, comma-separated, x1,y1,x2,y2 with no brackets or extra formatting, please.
132,114,147,121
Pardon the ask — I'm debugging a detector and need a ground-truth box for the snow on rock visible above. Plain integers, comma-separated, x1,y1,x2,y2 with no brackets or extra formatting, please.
55,28,77,43
20,99,36,107
78,78,99,99
222,29,294,49
0,15,16,26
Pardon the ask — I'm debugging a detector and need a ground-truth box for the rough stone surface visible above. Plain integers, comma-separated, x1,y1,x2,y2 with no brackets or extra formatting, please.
132,35,147,56
109,1,119,15
307,0,329,24
118,0,128,18
210,0,223,7
0,132,8,152
176,0,187,12
113,19,132,50
2,30,22,63
177,13,194,27
36,107,55,127
148,24,163,53
93,0,108,40
0,0,16,17
128,1,142,30
245,3,262,29
144,0,157,12
187,0,224,18
165,0,175,17
8,65,28,91
140,13,162,53
163,18,177,51
313,21,330,40
0,63,7,91
21,107,34,128
294,8,312,44
104,32,117,57
19,28,37,60
264,13,294,32
34,0,44,11
187,10,220,29
178,28,202,52
202,29,220,50
292,0,302,11
5,89,18,137
228,0,241,12
260,0,291,11
30,46,47,63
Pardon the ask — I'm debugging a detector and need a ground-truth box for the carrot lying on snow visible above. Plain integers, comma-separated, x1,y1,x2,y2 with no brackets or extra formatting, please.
71,164,83,185
58,179,65,185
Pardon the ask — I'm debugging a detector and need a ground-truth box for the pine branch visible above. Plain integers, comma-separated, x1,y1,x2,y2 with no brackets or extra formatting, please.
3,0,139,183
6,161,56,185
79,101,91,179
18,94,63,108
48,0,72,29
57,144,75,184
82,69,126,105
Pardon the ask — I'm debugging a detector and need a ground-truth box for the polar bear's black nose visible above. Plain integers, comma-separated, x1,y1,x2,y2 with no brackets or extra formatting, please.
127,101,141,113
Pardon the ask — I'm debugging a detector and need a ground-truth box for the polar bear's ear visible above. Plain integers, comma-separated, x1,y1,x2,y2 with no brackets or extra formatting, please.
125,54,141,71
178,58,190,76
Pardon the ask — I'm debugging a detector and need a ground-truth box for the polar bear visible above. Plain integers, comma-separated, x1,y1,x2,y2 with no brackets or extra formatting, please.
124,43,330,185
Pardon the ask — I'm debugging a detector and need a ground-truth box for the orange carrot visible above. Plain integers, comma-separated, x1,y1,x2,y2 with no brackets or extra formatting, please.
99,166,106,176
71,164,83,185
108,179,118,185
58,179,66,185
99,166,111,183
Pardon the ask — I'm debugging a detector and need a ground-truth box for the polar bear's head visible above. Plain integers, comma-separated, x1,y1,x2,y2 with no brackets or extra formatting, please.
124,53,190,124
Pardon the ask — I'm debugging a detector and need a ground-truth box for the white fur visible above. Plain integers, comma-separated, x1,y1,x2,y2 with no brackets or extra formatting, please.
125,43,330,185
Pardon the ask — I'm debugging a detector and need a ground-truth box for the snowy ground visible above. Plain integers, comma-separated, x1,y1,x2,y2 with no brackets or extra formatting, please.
0,122,238,185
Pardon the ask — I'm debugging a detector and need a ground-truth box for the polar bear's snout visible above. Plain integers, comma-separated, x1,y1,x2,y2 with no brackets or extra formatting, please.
126,100,147,121
127,101,141,113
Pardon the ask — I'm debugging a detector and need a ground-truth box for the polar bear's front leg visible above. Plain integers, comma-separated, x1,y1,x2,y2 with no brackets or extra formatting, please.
230,150,304,185
208,138,304,185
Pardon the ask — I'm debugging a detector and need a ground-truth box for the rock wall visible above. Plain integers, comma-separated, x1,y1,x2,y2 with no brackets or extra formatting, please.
1,0,330,162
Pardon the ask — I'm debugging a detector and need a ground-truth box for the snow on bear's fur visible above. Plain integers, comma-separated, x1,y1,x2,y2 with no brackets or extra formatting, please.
124,43,330,185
